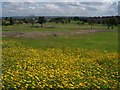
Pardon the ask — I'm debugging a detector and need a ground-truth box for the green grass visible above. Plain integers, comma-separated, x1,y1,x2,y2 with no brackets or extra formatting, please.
3,31,118,52
2,22,118,32
2,22,118,52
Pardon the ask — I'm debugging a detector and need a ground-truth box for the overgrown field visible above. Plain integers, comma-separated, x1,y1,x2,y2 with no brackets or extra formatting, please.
2,39,119,89
2,23,119,89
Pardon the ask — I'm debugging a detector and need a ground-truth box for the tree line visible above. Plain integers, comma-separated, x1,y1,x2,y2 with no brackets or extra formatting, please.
2,16,47,28
2,16,120,29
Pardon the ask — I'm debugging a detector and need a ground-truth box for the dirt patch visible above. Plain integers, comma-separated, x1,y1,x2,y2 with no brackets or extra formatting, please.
2,29,117,38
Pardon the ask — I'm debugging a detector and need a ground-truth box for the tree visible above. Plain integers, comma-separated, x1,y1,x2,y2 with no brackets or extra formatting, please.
106,17,117,29
9,17,14,25
23,18,28,24
2,18,6,26
30,18,35,27
88,18,94,29
29,15,35,27
3,17,9,26
5,17,8,21
73,17,80,21
38,17,47,27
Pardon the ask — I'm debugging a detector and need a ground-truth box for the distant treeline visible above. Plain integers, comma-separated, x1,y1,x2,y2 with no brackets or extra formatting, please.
2,16,120,29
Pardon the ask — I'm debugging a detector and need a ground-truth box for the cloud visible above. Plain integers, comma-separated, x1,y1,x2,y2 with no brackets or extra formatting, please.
44,3,59,10
2,2,119,17
28,7,36,9
1,0,120,2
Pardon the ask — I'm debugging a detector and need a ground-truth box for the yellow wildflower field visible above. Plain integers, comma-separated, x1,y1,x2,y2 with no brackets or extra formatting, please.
2,40,119,89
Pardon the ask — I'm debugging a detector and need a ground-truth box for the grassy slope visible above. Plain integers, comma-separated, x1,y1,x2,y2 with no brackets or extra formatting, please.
3,31,118,52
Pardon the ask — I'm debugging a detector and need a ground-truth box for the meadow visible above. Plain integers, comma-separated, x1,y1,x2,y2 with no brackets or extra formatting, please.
2,22,118,32
2,22,119,89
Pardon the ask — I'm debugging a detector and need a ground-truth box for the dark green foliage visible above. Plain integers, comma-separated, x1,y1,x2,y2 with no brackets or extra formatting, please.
9,17,14,25
2,17,14,26
106,17,117,29
88,18,94,29
23,18,28,24
73,17,80,21
49,17,71,24
38,17,47,27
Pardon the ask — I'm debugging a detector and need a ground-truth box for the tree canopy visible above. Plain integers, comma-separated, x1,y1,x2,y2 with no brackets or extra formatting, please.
38,17,47,27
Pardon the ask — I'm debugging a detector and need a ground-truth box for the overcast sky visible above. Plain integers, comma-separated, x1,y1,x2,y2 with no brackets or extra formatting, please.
1,0,120,17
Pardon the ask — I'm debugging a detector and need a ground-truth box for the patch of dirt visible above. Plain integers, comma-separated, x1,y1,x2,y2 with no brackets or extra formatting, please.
2,29,117,38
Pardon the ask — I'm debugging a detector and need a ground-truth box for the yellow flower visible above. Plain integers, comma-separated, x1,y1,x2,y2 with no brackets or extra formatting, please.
49,85,52,88
2,40,118,89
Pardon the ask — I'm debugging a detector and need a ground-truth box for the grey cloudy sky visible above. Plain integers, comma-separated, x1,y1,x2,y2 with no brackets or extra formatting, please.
1,0,120,17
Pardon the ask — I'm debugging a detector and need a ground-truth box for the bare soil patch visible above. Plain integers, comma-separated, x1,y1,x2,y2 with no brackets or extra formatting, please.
2,29,117,38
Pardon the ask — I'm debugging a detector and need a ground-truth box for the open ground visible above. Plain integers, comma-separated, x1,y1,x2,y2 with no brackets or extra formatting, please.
2,21,119,89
